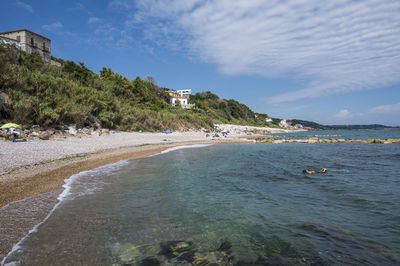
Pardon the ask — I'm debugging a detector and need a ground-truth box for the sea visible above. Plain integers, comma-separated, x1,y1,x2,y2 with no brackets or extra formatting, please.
3,129,400,265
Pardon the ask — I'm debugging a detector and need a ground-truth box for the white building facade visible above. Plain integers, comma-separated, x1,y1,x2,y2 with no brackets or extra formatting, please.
176,89,191,98
171,96,188,105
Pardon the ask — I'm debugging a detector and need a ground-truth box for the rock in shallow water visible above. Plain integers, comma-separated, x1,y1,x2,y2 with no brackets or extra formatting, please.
177,250,196,263
217,240,232,253
159,240,194,255
111,242,142,263
139,256,160,266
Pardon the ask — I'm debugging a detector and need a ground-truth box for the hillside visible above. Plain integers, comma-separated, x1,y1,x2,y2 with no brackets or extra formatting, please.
288,119,331,130
327,124,399,130
289,119,397,130
0,44,278,131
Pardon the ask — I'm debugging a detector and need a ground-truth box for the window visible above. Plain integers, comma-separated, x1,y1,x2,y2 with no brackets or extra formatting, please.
16,36,20,42
31,37,34,46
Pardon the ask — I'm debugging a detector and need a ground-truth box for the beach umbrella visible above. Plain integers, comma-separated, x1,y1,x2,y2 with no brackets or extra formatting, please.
162,130,173,134
0,123,21,129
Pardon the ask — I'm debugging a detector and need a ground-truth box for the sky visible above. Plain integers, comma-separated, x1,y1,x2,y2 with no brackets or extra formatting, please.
1,0,400,126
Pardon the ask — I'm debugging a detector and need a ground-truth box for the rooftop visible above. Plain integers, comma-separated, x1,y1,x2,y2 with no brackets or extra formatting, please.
0,29,51,41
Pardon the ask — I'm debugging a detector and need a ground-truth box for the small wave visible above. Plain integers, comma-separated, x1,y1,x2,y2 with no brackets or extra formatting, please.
160,144,213,154
2,160,129,266
58,159,129,202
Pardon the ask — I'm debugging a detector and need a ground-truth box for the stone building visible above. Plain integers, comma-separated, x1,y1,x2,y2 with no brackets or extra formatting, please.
0,29,51,61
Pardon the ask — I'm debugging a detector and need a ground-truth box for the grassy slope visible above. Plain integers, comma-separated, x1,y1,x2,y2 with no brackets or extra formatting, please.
0,44,278,131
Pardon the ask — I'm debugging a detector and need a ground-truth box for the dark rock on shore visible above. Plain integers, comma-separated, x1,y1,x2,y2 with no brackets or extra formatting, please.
255,137,400,144
0,124,109,142
84,114,102,129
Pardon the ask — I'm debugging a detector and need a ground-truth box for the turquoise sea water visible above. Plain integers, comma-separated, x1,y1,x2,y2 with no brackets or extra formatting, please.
263,129,400,140
4,130,400,265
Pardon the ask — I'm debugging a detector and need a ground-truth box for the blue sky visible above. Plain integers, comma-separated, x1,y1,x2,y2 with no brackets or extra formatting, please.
1,0,400,126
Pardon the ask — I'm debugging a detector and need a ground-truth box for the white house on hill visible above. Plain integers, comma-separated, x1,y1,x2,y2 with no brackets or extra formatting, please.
168,89,195,109
171,96,188,105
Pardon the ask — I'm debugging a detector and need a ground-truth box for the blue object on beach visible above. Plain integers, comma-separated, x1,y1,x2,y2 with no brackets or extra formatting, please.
162,130,173,134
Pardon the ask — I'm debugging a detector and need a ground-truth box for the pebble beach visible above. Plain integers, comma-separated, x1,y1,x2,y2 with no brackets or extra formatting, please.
0,126,294,261
0,131,215,261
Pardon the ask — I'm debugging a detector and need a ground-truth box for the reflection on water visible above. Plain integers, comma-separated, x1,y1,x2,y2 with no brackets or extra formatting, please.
4,133,400,265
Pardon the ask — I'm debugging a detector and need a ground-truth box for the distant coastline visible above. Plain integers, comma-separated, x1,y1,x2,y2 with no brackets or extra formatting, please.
288,119,399,130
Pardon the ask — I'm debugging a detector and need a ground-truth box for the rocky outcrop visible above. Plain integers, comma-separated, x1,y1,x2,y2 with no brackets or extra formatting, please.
255,137,400,144
0,125,108,142
84,114,102,130
0,92,12,121
215,124,306,135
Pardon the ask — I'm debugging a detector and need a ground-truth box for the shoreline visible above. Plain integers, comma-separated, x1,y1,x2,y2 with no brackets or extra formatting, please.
0,124,305,262
0,137,250,261
0,139,250,208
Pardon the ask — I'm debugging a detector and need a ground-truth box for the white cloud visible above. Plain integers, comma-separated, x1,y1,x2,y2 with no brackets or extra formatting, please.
329,102,400,124
88,17,102,23
42,21,63,32
370,102,400,114
67,2,85,11
87,23,133,48
334,109,351,118
125,0,400,103
16,0,34,13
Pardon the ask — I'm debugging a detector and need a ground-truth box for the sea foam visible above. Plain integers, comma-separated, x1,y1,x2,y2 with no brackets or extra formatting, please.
2,160,129,266
160,144,213,154
2,144,213,265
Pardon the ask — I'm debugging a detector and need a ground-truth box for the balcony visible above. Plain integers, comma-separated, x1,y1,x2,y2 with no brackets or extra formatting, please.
29,44,50,53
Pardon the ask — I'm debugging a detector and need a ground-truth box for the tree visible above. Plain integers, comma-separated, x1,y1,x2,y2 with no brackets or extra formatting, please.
175,99,182,108
145,75,156,85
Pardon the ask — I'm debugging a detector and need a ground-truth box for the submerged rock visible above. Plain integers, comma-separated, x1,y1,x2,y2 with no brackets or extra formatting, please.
139,256,160,266
217,240,232,253
177,250,196,263
235,260,254,266
254,255,287,265
111,242,142,263
192,251,232,265
159,240,194,255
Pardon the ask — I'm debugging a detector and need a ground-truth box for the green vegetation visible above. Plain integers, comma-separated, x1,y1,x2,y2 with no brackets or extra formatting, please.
289,119,398,130
288,119,331,130
189,91,279,127
0,44,278,131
